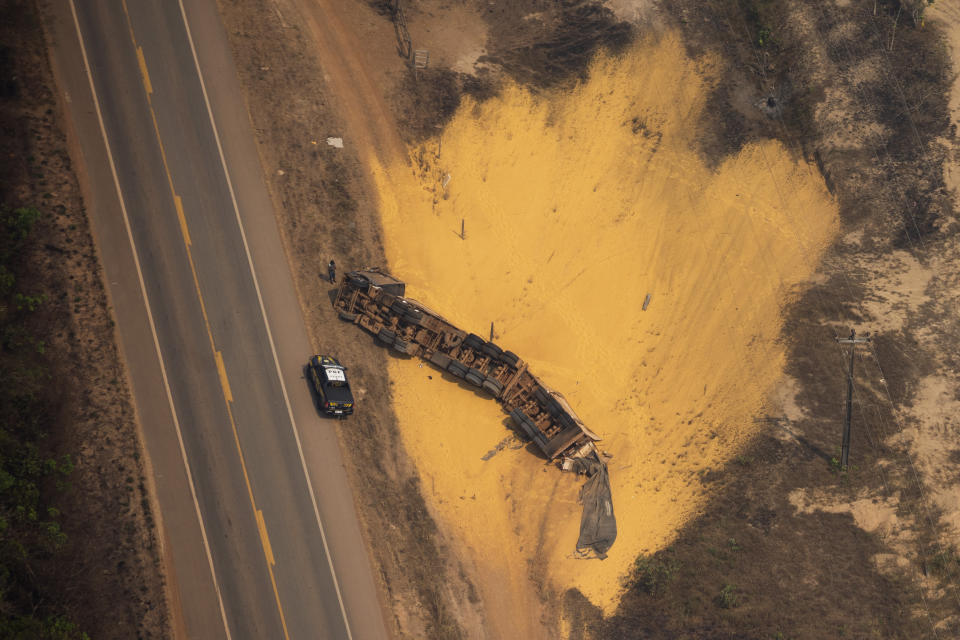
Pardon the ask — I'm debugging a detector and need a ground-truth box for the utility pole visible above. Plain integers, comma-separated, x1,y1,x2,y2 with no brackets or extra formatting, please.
834,329,871,470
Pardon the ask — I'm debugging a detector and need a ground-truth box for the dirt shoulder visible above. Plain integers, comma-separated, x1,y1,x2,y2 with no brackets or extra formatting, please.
1,1,169,637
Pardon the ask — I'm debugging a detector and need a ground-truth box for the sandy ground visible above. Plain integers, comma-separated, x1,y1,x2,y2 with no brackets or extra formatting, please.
407,3,488,74
867,0,960,588
373,31,838,614
934,1,960,201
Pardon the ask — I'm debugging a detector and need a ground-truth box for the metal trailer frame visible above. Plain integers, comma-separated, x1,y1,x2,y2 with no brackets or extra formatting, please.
333,268,602,461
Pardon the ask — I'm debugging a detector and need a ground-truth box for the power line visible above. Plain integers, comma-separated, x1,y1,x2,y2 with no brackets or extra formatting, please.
835,330,871,470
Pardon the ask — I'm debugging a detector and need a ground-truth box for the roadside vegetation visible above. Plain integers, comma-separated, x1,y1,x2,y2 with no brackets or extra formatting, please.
0,205,86,639
1,1,168,637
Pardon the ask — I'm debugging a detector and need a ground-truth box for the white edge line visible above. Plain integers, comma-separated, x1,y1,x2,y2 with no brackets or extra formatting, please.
67,3,233,639
175,2,355,639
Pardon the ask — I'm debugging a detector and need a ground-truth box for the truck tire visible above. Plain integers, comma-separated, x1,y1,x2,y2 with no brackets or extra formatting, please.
391,300,408,315
500,350,520,367
533,387,551,407
462,333,484,350
338,310,358,322
465,369,484,387
346,273,368,289
481,342,503,359
393,339,410,354
429,351,452,369
378,328,396,345
534,387,561,416
509,409,539,442
482,377,504,397
447,361,468,378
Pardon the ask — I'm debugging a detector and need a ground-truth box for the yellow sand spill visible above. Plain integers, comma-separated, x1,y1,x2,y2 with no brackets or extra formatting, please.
369,32,838,616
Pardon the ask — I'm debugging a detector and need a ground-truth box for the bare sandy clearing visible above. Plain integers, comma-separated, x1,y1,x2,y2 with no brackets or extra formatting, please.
370,33,838,613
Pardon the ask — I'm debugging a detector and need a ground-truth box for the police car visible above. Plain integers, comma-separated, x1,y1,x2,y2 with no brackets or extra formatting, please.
307,355,355,416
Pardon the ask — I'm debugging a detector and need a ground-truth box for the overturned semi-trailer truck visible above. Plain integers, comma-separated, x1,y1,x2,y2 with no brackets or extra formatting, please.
333,268,617,557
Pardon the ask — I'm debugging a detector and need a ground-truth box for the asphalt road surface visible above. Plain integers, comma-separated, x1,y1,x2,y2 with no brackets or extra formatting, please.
46,1,390,638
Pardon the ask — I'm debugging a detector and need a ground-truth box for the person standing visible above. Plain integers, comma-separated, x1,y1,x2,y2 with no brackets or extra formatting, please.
327,259,336,284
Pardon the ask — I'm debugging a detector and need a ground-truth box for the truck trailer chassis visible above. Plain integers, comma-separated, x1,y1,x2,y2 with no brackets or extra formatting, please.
333,268,602,461
333,268,617,556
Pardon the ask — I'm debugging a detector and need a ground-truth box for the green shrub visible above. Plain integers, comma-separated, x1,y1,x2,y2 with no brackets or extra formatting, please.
625,550,681,596
717,583,739,609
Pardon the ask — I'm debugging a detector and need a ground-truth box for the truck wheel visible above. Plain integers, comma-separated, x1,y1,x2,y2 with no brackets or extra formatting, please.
403,309,423,324
447,361,468,378
533,387,560,415
391,300,408,315
482,377,504,397
500,350,520,367
393,339,410,354
429,351,452,369
338,310,358,322
378,328,396,345
533,387,550,406
481,342,503,359
462,333,484,350
509,409,539,442
465,369,484,387
346,274,368,289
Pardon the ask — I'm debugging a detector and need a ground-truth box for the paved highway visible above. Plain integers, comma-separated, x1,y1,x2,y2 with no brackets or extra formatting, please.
46,1,389,638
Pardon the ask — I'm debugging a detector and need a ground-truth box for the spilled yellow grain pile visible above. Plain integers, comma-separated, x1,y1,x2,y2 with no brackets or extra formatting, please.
370,33,838,615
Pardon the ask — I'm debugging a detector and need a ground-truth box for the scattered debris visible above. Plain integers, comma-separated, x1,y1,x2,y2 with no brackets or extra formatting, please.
326,137,344,148
571,451,617,559
414,49,430,69
481,435,518,461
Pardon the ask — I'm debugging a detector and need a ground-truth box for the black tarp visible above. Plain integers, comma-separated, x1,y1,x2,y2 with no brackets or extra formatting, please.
572,453,617,558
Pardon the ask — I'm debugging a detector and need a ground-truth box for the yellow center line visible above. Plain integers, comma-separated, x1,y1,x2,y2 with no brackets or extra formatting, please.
215,351,233,403
174,195,191,246
121,5,291,639
146,107,177,196
136,46,152,95
219,374,292,640
256,510,276,566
